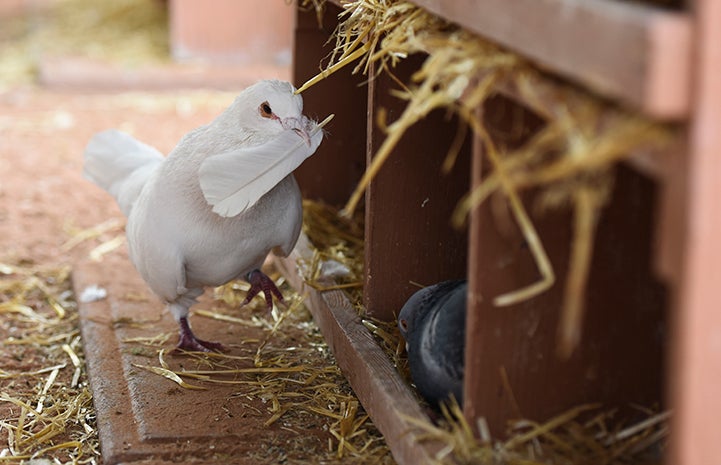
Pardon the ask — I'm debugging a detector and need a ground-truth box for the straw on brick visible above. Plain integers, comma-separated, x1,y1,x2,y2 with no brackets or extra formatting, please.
128,266,395,464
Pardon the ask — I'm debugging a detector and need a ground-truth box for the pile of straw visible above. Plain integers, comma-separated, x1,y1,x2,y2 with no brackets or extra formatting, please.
0,259,395,463
298,199,366,312
297,0,673,358
405,401,668,465
0,263,101,463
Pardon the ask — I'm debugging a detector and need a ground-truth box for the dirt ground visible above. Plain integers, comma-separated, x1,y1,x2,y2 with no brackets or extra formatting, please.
0,87,233,266
0,0,240,267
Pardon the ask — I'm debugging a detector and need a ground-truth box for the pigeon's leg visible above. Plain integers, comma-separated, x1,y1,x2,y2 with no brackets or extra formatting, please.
169,292,226,353
241,269,284,310
176,316,226,352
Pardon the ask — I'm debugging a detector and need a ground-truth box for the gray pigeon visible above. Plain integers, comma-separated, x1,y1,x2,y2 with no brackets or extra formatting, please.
83,80,328,352
398,280,467,407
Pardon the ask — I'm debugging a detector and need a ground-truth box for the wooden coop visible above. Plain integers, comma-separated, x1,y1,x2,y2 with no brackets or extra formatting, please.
273,1,721,464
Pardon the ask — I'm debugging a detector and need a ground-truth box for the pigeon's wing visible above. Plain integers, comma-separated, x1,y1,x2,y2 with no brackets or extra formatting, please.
434,284,467,382
411,281,467,405
198,126,323,218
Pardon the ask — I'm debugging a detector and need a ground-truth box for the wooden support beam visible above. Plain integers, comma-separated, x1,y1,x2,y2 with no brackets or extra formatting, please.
668,0,721,462
364,56,471,320
464,95,667,435
411,0,692,120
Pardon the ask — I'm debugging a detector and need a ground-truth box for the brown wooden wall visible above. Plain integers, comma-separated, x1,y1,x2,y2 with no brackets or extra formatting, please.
293,0,667,443
466,96,667,432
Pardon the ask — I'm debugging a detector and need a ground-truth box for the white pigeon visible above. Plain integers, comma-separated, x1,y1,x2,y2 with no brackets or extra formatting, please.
83,80,327,352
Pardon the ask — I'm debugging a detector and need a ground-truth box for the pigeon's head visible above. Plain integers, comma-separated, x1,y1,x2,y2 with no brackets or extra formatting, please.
398,280,466,343
231,80,314,145
398,286,431,342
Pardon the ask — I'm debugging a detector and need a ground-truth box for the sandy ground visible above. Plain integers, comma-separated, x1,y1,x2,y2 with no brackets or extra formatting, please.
0,87,238,267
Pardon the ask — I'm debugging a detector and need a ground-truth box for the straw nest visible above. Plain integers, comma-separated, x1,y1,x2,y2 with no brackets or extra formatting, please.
296,0,675,358
293,1,672,461
404,401,668,465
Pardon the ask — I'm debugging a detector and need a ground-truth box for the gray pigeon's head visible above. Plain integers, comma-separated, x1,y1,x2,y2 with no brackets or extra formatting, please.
398,286,430,341
398,280,465,341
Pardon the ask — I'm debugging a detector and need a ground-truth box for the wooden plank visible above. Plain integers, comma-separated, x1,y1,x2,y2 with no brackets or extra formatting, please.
74,253,317,463
410,0,692,119
464,95,667,435
464,106,489,435
668,0,721,462
364,56,471,320
292,2,368,205
273,235,444,465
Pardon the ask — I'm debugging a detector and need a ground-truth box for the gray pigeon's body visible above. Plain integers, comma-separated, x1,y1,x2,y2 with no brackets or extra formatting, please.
398,280,467,407
84,80,325,351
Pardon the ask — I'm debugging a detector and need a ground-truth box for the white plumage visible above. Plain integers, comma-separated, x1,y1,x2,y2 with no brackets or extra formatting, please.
83,80,327,351
83,129,164,217
199,116,324,217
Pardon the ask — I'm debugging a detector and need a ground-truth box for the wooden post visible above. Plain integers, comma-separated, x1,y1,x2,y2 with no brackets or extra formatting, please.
668,0,721,463
464,95,667,435
364,56,471,320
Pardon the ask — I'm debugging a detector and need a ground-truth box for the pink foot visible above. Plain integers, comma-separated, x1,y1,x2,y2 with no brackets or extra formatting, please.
174,317,226,353
241,269,284,310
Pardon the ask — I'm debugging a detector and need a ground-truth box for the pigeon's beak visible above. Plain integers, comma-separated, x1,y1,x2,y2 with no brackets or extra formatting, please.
281,116,312,147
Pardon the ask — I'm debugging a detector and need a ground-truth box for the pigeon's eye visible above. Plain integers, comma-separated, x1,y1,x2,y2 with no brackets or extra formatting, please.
399,319,409,332
259,102,273,118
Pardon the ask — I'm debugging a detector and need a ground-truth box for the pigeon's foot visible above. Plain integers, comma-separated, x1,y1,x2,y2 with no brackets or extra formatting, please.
174,316,226,353
242,269,284,310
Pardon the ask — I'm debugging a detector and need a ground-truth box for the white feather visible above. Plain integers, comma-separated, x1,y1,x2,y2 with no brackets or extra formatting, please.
83,129,164,216
198,125,324,217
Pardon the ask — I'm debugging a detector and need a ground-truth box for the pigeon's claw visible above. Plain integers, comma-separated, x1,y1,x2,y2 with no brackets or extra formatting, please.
242,269,285,311
174,317,226,353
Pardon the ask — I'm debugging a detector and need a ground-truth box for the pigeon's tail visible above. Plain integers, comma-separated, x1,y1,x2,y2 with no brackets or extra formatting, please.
83,129,164,217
